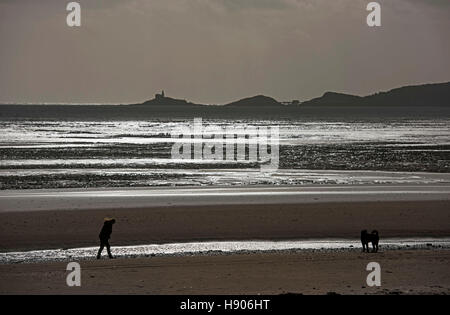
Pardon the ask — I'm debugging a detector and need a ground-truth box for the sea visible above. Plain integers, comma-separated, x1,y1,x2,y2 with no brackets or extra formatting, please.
1,117,449,189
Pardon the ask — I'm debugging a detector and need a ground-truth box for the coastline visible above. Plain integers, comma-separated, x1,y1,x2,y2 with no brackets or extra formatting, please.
2,238,450,265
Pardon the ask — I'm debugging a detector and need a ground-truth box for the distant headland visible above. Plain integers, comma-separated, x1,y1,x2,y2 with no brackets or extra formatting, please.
0,82,449,120
134,82,450,107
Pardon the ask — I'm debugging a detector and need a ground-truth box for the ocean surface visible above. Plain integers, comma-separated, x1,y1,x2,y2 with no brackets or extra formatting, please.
1,118,449,189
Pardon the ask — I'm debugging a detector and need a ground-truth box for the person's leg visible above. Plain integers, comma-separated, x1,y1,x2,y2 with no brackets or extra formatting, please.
106,241,113,259
97,242,104,259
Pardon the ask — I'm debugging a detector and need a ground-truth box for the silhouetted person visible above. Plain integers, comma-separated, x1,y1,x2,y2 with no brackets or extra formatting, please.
97,218,116,259
361,230,379,253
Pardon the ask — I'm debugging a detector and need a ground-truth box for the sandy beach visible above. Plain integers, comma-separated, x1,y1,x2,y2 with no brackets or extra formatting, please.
0,185,449,294
1,185,450,251
1,250,449,295
0,200,450,251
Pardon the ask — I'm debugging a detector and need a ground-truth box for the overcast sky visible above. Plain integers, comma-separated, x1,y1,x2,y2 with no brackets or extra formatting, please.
0,0,449,104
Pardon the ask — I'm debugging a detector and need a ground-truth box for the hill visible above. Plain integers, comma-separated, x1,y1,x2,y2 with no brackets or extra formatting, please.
301,82,450,107
299,92,362,106
138,96,201,107
224,95,282,107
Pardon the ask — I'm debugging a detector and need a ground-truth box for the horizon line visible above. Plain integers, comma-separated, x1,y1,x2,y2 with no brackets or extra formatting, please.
0,80,448,106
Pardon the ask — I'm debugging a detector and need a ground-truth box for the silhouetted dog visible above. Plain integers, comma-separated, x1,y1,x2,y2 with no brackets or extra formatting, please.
361,230,379,253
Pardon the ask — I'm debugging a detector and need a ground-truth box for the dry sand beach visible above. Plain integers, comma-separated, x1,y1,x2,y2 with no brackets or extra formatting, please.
0,185,449,295
1,250,450,295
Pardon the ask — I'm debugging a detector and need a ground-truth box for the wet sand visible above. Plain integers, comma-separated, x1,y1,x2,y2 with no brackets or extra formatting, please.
0,199,449,252
1,249,449,295
2,185,450,213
